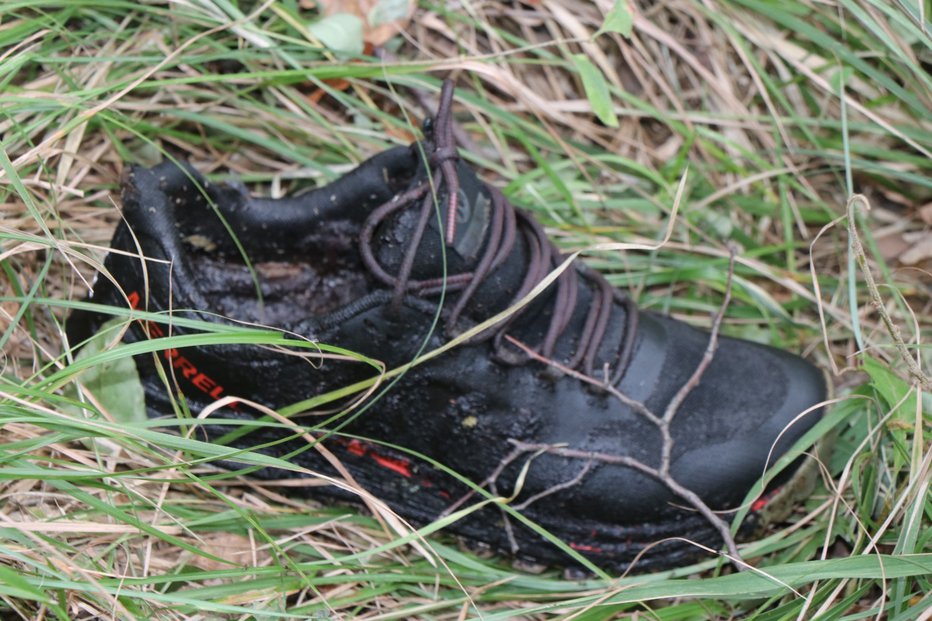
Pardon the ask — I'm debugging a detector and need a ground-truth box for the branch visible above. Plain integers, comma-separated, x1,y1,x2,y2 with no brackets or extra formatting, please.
454,245,747,571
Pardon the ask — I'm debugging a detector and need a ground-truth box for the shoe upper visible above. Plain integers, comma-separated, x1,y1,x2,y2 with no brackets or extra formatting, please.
68,83,827,565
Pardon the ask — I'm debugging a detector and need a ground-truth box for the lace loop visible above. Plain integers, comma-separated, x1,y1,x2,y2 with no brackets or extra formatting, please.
358,80,639,383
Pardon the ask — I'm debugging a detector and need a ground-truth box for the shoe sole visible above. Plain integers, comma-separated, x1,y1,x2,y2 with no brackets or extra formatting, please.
312,414,836,573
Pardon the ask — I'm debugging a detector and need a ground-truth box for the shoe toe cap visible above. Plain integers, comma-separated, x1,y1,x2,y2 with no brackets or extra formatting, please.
667,333,827,510
584,313,828,519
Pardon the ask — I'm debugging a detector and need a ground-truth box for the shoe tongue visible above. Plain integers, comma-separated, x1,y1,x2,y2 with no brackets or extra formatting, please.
444,159,494,265
374,156,493,280
372,153,532,316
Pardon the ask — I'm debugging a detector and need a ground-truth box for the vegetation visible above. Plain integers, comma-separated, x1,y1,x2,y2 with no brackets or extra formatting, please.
0,0,929,618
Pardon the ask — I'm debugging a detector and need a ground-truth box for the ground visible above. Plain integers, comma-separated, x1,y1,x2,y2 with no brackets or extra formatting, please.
0,0,929,619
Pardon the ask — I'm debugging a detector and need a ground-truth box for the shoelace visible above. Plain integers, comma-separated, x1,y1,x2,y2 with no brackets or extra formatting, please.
359,80,639,384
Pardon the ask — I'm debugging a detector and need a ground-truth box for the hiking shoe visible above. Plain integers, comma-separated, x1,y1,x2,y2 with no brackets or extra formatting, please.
68,80,828,571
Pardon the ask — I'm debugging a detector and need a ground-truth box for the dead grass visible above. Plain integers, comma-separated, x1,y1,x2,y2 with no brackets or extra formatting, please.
1,0,929,618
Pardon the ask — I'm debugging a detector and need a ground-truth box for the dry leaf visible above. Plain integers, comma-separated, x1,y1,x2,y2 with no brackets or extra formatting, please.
919,202,932,226
312,0,414,47
875,231,911,264
900,232,932,266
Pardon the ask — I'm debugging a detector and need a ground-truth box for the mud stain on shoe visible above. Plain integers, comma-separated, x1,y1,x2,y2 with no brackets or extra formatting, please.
185,223,369,325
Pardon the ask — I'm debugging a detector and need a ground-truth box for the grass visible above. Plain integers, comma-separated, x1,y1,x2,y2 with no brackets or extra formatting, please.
1,0,930,618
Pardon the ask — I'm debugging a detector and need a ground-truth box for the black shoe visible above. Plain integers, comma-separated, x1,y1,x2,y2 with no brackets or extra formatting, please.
68,80,828,572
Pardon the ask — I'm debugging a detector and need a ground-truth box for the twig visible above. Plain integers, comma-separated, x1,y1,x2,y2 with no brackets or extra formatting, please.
507,338,663,427
507,440,743,564
513,460,594,511
439,446,526,517
451,245,746,569
847,195,931,391
659,243,738,475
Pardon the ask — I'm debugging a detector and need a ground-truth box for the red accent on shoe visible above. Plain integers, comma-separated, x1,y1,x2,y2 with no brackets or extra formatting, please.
338,438,413,478
751,486,783,512
371,453,414,478
127,290,232,405
345,439,367,457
